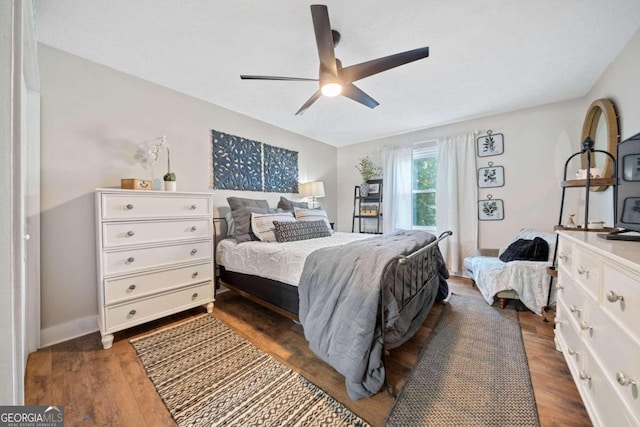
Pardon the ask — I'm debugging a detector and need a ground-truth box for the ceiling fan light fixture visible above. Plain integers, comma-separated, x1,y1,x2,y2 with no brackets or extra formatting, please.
321,82,342,97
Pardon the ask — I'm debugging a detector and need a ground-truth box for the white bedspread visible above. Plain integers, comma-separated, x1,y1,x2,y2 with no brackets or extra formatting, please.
216,232,374,286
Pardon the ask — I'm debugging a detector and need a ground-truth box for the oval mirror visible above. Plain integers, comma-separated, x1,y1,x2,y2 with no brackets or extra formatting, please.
580,98,619,191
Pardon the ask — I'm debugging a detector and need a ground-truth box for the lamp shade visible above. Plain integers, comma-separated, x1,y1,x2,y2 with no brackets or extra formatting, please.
299,181,325,197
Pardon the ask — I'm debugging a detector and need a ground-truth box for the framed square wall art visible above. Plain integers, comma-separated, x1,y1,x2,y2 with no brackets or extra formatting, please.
478,195,504,220
478,162,505,188
477,130,504,158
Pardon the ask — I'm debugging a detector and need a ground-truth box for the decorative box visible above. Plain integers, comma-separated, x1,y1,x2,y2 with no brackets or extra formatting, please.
120,178,152,190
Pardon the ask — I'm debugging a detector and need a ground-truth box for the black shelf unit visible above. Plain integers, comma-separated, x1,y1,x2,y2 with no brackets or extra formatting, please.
352,184,383,234
545,137,617,311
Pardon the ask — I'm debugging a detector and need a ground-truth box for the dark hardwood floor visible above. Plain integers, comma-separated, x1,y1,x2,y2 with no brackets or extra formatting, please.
25,278,591,426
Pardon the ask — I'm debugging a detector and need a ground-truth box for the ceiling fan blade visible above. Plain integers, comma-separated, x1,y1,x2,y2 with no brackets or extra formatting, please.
295,90,322,116
341,47,429,83
310,5,338,78
240,75,318,81
341,84,379,109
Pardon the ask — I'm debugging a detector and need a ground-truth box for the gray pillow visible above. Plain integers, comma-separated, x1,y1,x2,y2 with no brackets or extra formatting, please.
273,220,331,242
227,196,269,211
277,196,309,211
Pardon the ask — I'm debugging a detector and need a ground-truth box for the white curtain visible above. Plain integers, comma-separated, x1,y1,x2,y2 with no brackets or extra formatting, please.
381,145,413,233
436,132,478,273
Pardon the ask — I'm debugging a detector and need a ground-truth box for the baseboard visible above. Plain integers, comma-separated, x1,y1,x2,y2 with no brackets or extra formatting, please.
40,315,98,348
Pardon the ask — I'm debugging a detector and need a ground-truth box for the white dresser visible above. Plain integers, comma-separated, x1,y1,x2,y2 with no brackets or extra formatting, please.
95,188,215,349
555,231,640,426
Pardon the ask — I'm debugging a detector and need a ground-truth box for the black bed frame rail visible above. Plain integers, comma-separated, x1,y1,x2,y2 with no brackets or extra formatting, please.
379,230,452,395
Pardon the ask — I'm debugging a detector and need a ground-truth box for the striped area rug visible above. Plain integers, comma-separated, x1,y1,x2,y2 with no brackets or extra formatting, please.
386,294,540,427
131,315,369,427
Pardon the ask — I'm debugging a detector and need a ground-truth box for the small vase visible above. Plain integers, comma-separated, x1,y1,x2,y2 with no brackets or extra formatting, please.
360,182,369,197
164,181,177,192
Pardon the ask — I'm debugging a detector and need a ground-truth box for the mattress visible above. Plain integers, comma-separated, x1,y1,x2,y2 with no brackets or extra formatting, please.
216,232,374,286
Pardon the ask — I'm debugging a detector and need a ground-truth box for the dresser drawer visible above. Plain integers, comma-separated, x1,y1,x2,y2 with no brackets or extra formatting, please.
574,247,601,301
556,301,583,377
560,277,585,330
580,350,639,427
102,219,211,248
104,282,214,333
101,193,212,220
557,238,574,276
602,263,640,344
103,240,212,275
104,262,213,305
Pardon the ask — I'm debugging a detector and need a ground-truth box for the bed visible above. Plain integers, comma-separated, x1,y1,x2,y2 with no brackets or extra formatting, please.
213,214,450,399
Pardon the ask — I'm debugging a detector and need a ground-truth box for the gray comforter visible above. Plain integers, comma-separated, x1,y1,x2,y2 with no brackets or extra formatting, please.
298,230,449,400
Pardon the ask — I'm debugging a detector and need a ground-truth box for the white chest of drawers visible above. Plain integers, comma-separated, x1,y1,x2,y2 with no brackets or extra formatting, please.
555,231,640,426
95,189,215,349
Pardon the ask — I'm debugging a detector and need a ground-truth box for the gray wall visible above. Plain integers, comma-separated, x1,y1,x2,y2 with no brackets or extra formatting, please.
38,44,337,345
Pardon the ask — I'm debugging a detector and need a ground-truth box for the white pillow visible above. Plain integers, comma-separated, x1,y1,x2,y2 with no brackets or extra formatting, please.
294,207,332,231
250,211,296,242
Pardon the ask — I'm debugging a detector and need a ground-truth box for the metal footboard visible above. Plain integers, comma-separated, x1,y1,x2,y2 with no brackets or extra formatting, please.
380,230,452,395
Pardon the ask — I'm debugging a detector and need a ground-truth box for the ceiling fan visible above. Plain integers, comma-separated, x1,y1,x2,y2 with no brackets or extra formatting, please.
240,4,430,115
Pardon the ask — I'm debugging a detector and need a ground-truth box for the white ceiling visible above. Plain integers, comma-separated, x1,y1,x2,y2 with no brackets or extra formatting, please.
34,0,640,147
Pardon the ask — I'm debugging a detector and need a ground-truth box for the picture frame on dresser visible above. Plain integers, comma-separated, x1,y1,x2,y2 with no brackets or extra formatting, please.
95,188,215,349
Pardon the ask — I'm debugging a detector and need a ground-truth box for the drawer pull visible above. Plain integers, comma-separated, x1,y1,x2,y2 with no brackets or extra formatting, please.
192,271,199,279
126,257,135,264
128,309,136,318
569,305,581,314
189,204,197,210
558,253,567,260
192,293,198,300
568,348,578,356
577,266,588,277
190,226,197,232
555,284,564,291
554,318,562,327
616,372,636,387
128,284,136,291
190,249,198,256
580,321,592,332
125,204,134,210
126,230,135,237
579,371,591,381
606,291,624,303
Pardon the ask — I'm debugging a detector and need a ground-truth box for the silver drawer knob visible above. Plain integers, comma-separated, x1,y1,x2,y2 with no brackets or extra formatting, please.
191,293,198,300
190,226,197,232
189,204,197,210
128,284,136,291
125,204,134,210
128,309,136,318
558,253,567,260
556,284,564,291
126,257,135,264
126,230,135,237
577,266,588,276
568,348,577,356
579,371,591,381
569,305,580,314
580,321,592,332
607,291,624,303
190,249,198,256
192,271,199,279
554,318,562,327
616,372,636,387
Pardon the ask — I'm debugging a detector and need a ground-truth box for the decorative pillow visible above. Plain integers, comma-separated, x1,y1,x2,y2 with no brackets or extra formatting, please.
232,206,271,242
273,220,331,242
227,196,269,211
277,196,309,211
499,237,549,263
225,211,236,238
294,207,332,231
250,211,296,242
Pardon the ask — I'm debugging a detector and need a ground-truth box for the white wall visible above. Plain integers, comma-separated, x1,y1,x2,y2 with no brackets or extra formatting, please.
38,44,337,346
337,99,584,249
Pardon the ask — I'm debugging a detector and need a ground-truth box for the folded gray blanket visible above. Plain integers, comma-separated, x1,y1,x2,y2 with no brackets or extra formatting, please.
298,230,448,400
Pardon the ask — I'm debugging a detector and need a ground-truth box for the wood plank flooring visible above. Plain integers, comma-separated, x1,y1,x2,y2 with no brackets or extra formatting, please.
25,278,591,426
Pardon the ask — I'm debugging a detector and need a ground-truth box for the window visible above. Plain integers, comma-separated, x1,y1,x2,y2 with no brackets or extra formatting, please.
412,142,438,230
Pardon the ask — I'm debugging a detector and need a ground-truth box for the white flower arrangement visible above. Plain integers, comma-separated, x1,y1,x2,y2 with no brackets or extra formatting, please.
148,135,175,181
